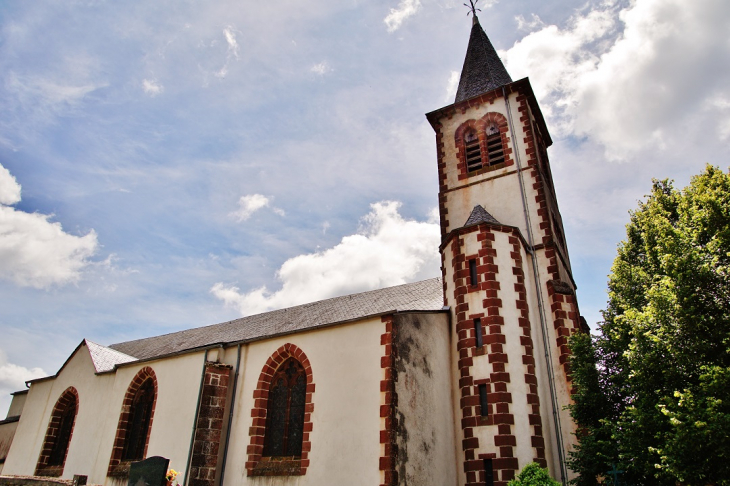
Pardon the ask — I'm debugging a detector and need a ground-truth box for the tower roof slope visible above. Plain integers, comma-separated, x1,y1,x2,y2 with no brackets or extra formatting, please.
464,205,500,227
454,16,512,103
108,278,444,361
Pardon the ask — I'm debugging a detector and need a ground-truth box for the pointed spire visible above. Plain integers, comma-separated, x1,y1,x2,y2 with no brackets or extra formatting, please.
454,15,512,103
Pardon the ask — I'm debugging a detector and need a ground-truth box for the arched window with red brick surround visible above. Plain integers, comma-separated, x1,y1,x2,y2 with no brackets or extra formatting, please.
247,344,314,477
454,112,511,180
107,367,158,477
35,387,78,477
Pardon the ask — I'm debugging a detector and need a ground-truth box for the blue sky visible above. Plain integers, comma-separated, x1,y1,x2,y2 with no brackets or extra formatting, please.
1,0,729,415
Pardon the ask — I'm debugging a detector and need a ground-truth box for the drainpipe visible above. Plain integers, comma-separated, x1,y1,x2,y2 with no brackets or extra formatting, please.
503,87,568,485
218,343,244,486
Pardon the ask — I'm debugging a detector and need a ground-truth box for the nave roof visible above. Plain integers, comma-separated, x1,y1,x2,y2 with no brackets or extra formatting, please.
108,277,445,362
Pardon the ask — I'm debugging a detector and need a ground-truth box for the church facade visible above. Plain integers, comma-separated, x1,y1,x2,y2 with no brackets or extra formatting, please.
0,15,585,486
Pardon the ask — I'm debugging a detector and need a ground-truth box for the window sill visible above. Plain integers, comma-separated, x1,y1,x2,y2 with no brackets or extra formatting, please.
108,461,132,478
248,457,303,477
35,466,63,478
466,161,507,178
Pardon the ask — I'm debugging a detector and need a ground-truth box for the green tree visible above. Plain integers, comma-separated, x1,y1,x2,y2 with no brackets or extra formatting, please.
568,166,730,485
508,462,561,486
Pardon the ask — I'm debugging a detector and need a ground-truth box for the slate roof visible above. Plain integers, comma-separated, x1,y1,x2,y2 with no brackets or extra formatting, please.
109,278,445,361
454,16,512,103
464,205,500,227
86,340,136,373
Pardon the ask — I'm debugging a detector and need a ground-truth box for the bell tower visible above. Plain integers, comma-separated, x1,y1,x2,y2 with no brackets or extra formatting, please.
426,13,584,486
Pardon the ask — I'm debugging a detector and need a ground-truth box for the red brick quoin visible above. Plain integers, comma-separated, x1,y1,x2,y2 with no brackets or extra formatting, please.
515,90,582,381
246,343,315,477
508,232,547,467
35,386,79,477
379,315,398,486
107,367,158,477
189,362,233,486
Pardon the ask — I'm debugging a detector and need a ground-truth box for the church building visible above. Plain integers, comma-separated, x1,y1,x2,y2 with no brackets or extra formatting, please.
0,13,585,486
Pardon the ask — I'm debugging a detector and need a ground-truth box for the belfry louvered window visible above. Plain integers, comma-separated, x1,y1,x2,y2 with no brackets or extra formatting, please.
464,129,482,172
485,123,505,166
263,358,307,457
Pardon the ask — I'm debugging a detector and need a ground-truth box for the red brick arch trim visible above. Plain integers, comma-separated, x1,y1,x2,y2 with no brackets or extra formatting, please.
107,366,158,477
246,343,315,477
454,112,513,181
35,386,79,477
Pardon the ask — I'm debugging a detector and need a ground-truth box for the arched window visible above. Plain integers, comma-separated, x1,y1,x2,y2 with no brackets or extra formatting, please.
263,358,307,457
122,378,155,461
485,123,505,166
464,128,483,172
247,344,315,477
36,387,78,477
108,367,157,477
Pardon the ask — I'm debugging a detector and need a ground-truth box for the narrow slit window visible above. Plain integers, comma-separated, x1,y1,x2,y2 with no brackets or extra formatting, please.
478,384,488,417
469,259,478,286
464,129,482,172
483,458,494,486
474,318,483,348
485,123,505,166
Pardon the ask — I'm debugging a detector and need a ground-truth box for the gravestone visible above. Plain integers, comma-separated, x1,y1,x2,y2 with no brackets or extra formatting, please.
127,456,170,486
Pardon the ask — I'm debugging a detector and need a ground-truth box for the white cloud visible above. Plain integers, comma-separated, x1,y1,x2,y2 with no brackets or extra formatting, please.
142,79,163,95
211,201,440,315
11,77,99,106
310,61,332,75
707,94,730,139
223,26,240,59
230,194,285,221
0,163,98,289
515,13,545,31
0,165,21,206
0,348,46,416
445,70,460,102
214,26,241,79
502,0,730,159
384,0,421,33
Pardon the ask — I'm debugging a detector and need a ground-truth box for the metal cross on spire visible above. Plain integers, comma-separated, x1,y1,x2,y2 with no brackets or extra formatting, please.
464,0,481,17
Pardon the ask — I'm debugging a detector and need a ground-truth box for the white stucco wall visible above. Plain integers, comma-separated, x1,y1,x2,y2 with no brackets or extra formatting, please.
6,392,27,419
221,316,385,486
3,344,206,485
4,314,409,486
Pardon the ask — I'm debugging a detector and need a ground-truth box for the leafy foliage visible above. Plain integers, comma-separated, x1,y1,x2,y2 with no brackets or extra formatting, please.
568,166,730,485
508,462,561,486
